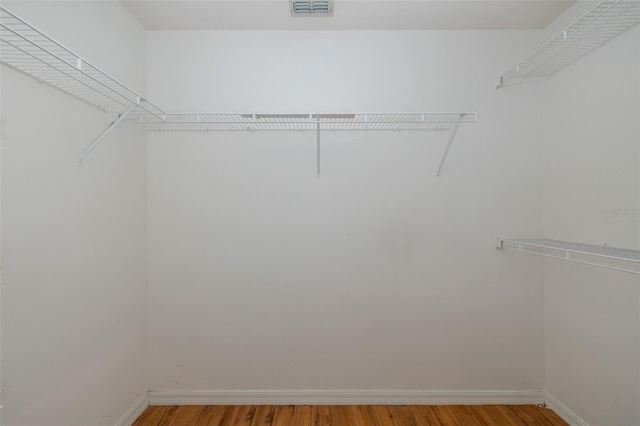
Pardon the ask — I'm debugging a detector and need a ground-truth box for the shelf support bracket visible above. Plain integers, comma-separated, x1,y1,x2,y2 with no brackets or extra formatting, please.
316,119,321,178
78,103,137,165
437,114,463,176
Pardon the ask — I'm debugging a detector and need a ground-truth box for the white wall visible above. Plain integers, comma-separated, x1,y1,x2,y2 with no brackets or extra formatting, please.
5,2,636,423
1,2,148,425
146,29,546,393
542,4,640,423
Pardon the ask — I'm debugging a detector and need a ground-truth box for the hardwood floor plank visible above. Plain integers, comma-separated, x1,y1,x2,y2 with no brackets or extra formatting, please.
291,405,313,426
133,405,168,426
195,406,220,425
506,405,548,426
227,405,253,425
351,405,381,426
248,405,272,426
433,405,484,425
407,405,443,426
520,405,568,426
391,406,419,426
166,406,206,426
251,406,270,426
371,405,403,426
470,405,525,426
330,406,356,426
246,405,262,425
133,404,569,426
212,405,238,426
157,406,180,426
313,405,333,426
272,405,295,426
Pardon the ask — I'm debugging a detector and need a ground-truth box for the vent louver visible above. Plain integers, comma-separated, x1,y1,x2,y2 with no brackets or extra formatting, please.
290,1,333,16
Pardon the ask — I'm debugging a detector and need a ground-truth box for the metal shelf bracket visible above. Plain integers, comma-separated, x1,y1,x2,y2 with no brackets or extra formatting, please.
437,114,464,177
78,102,138,165
316,119,321,178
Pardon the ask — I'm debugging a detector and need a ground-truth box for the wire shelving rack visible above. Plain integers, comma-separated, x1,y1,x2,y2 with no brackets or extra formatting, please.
496,238,640,275
0,5,168,163
497,0,640,88
0,6,164,117
0,5,476,173
125,113,476,132
126,112,476,176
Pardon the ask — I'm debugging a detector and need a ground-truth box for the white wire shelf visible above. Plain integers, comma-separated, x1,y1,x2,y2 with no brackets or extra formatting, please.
124,112,477,132
127,112,477,176
496,237,640,275
497,0,640,88
0,6,164,117
0,4,476,173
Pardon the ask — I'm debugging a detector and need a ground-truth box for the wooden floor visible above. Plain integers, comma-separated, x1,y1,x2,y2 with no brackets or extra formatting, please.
133,405,568,425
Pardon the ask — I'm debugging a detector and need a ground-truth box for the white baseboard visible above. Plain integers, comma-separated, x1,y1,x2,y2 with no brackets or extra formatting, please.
116,391,150,426
116,388,591,426
148,389,544,406
545,392,589,426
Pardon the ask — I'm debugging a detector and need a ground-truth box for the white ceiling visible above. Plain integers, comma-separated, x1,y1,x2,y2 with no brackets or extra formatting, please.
121,0,576,31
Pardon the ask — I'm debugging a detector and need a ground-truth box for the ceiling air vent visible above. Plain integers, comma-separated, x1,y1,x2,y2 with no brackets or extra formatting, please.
290,1,333,16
